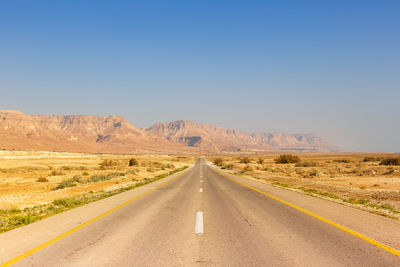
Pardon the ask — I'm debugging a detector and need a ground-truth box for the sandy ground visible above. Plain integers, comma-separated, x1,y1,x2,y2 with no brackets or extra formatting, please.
0,151,194,209
207,153,400,214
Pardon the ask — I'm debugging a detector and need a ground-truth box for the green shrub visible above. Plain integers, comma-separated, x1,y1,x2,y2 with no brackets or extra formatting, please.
108,172,125,177
89,174,108,183
61,166,72,171
274,154,300,164
88,172,125,183
379,158,400,166
55,179,77,190
129,158,139,166
82,171,89,176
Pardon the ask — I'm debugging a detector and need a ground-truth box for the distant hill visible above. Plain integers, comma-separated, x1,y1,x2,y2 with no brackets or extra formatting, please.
0,110,180,153
0,110,339,153
146,120,339,152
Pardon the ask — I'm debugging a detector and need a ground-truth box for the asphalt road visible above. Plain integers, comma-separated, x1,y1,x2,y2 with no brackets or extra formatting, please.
1,159,400,266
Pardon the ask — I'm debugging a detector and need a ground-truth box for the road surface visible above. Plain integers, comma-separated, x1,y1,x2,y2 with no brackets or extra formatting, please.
1,159,400,266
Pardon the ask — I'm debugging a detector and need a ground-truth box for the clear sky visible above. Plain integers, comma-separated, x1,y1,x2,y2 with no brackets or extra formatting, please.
1,1,399,152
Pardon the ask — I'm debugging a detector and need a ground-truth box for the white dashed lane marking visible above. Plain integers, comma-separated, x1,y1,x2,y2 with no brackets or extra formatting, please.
195,211,204,235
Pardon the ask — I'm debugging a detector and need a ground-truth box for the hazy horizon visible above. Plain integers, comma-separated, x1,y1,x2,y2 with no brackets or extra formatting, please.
1,1,399,152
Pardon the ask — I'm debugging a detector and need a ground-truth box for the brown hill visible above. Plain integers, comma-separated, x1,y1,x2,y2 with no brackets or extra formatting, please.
146,120,339,152
0,111,339,153
0,110,181,153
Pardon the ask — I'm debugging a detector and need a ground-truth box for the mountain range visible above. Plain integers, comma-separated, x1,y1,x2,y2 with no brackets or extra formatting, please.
0,110,339,153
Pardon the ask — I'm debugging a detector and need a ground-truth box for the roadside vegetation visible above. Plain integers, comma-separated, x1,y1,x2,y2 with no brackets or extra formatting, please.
270,182,399,218
0,166,188,233
213,157,224,166
379,158,400,166
208,153,400,219
274,154,301,164
0,153,194,232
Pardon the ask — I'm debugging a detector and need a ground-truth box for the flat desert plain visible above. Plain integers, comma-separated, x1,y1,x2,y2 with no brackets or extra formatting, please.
209,153,400,219
0,150,193,209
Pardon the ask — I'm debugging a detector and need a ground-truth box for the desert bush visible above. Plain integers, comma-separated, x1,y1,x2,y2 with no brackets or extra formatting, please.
243,165,254,172
257,158,264,164
384,169,400,175
151,161,162,167
72,175,84,183
274,154,300,164
295,162,318,167
309,170,321,177
37,177,49,182
213,158,224,166
239,156,251,164
61,166,72,171
362,169,376,176
77,166,87,171
99,159,118,168
222,164,234,170
109,172,125,177
333,159,351,163
88,172,125,183
55,179,76,190
82,171,89,176
128,158,139,166
379,158,400,166
363,157,382,162
89,174,108,183
50,170,65,176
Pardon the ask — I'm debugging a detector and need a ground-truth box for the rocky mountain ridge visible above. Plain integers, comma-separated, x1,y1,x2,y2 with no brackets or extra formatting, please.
146,120,339,152
0,110,339,153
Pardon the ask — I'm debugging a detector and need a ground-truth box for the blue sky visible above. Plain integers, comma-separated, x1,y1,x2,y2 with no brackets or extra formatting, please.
1,1,399,152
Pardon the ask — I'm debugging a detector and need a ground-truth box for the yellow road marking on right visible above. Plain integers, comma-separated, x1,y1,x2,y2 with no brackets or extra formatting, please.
216,169,400,258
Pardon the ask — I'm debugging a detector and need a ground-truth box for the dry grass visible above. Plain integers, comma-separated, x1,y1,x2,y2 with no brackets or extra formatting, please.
0,151,194,210
208,153,400,218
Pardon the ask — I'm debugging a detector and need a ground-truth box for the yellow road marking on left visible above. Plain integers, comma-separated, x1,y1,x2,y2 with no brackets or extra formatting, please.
1,170,188,267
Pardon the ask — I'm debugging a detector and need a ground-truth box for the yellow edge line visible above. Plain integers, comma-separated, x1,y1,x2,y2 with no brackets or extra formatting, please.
1,170,188,267
215,169,400,257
